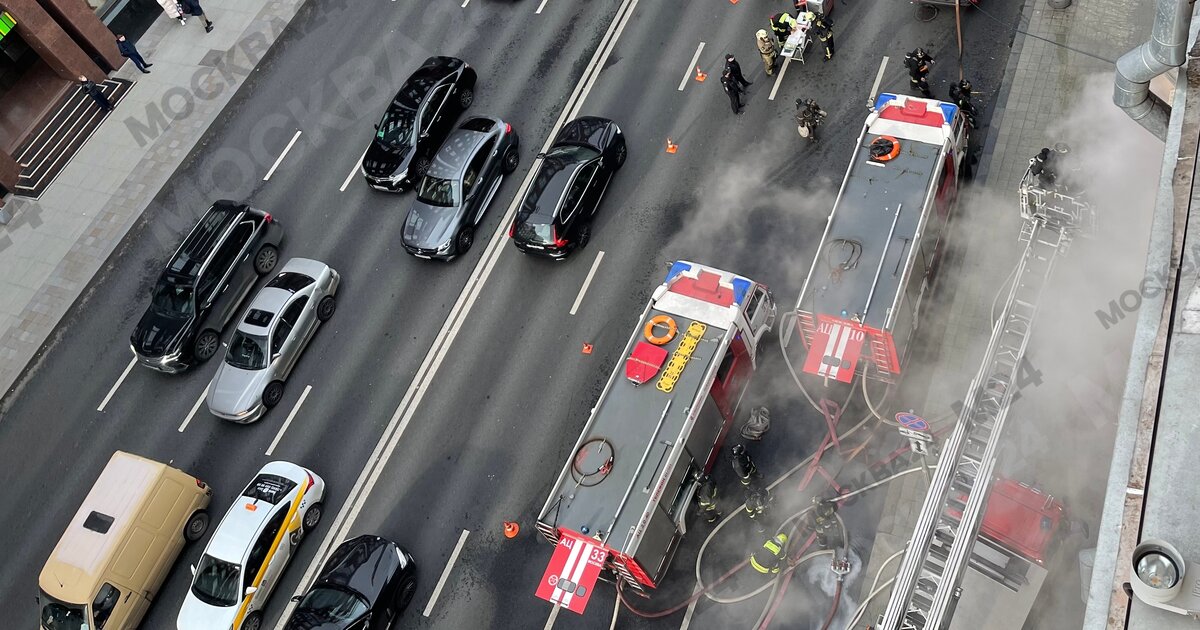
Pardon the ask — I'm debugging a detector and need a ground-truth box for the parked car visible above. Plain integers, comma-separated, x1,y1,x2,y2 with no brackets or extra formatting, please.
362,56,477,192
206,258,340,423
509,116,625,259
131,201,282,373
282,535,418,630
178,462,325,630
401,116,520,260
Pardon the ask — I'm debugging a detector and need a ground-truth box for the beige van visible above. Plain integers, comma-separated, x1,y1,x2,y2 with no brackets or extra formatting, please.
38,451,212,630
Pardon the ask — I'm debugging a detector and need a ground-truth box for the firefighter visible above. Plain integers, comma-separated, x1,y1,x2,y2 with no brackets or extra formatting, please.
904,47,934,98
731,444,758,485
695,475,722,523
744,484,770,533
756,29,778,76
750,533,789,574
1030,147,1057,188
949,78,978,126
810,497,839,549
812,13,834,61
770,12,798,46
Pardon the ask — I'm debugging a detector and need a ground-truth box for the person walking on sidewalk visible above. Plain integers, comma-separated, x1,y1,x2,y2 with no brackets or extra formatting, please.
756,30,777,75
179,0,214,32
77,76,113,112
721,69,745,114
155,0,186,25
116,35,152,73
724,54,752,89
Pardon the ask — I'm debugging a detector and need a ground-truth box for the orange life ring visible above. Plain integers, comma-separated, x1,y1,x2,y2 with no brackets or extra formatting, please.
870,135,901,162
644,315,678,345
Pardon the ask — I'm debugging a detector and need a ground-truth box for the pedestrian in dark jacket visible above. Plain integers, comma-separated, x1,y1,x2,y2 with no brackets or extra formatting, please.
724,54,752,88
721,69,745,114
77,76,113,112
179,0,214,32
116,35,152,73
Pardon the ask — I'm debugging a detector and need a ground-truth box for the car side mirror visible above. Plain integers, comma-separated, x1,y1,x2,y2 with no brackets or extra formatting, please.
190,564,196,576
290,595,302,602
535,152,547,159
271,352,281,361
373,123,379,131
420,131,430,139
245,586,258,597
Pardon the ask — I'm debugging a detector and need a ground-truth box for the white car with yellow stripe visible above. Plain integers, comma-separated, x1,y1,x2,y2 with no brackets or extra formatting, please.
178,461,325,630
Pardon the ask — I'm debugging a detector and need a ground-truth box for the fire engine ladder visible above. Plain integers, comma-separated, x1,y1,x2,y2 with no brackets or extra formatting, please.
876,168,1094,630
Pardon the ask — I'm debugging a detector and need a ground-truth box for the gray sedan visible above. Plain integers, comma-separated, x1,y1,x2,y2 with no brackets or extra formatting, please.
206,258,340,423
401,116,520,260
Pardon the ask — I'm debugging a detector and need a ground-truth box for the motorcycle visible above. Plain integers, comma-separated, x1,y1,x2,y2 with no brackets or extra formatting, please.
795,99,827,142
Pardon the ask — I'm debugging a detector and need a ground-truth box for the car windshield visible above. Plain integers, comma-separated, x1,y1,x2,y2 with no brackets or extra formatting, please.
151,281,194,316
376,107,415,150
39,591,87,630
226,330,269,370
546,144,600,162
295,586,369,623
191,554,241,607
416,175,457,207
516,221,555,244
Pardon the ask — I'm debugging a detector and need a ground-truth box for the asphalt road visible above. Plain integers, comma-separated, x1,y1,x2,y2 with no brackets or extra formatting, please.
0,0,1024,629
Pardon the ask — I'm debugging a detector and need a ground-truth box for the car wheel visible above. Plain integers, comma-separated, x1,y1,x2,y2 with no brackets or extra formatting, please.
613,141,627,170
241,611,262,630
194,330,220,362
253,244,279,276
262,381,285,409
303,502,324,530
577,222,593,250
184,510,209,542
502,145,519,174
316,295,336,322
397,577,417,611
413,156,431,178
455,226,475,255
459,88,474,109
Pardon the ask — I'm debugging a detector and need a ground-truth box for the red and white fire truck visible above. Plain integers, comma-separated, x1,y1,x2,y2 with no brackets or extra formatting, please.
787,93,969,390
534,261,776,614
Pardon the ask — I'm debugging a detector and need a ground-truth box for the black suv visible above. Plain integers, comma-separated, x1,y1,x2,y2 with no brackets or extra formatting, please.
362,56,477,192
131,201,283,373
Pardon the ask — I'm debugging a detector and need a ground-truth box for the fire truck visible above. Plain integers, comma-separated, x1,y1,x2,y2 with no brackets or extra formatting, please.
787,93,969,391
534,261,776,613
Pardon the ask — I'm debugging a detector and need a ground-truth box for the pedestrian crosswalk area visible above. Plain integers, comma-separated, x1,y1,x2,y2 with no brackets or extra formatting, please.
14,78,134,199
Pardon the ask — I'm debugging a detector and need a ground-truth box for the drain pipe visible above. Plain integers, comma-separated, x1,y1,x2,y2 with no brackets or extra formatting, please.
1113,0,1196,140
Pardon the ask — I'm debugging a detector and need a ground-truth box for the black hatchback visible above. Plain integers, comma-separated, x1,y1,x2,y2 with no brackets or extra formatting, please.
362,56,477,192
509,116,625,259
284,535,418,630
130,201,283,373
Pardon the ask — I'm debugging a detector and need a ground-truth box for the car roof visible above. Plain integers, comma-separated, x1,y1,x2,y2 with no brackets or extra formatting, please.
519,158,586,223
428,128,491,179
238,288,292,332
393,56,464,110
168,201,248,279
206,462,306,562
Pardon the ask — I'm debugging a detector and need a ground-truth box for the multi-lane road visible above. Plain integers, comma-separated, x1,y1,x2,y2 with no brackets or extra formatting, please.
0,0,1024,628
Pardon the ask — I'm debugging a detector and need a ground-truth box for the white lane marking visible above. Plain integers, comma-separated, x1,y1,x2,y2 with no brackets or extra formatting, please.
461,0,470,7
423,529,470,617
263,129,302,181
769,57,791,101
265,384,311,456
569,250,605,315
339,148,367,192
536,0,550,13
868,56,890,105
274,0,642,624
177,384,210,433
680,582,703,629
678,42,706,91
544,605,561,630
98,358,136,412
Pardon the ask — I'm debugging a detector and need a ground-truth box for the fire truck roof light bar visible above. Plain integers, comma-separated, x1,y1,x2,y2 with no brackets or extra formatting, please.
605,399,672,546
863,203,903,321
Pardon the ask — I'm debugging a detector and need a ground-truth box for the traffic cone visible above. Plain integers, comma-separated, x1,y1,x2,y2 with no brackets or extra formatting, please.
665,138,678,154
694,66,707,82
729,0,738,4
582,342,594,354
504,521,520,538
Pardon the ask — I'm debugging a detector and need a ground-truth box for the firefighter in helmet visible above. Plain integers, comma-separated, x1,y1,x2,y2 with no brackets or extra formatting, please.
694,474,722,524
731,444,758,485
770,12,798,46
810,497,839,548
750,532,789,574
904,47,934,98
744,484,770,533
949,78,978,126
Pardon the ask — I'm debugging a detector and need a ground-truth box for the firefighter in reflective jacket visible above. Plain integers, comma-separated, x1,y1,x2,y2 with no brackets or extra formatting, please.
770,12,798,45
750,533,789,574
744,484,770,532
732,444,758,485
695,475,722,523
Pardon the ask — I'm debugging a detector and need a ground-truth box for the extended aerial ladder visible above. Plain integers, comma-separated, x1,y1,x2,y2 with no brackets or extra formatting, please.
876,158,1095,630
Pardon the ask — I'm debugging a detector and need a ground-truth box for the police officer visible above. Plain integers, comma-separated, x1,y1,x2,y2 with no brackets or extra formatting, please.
725,54,752,89
770,12,798,46
812,13,834,61
695,475,722,523
721,68,745,114
744,484,770,532
750,533,789,574
731,444,758,485
904,47,934,98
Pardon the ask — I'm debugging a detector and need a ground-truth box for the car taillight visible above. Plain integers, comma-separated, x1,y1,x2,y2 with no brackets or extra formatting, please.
508,221,516,238
505,123,512,134
553,227,568,248
263,212,273,224
306,472,315,489
195,479,207,490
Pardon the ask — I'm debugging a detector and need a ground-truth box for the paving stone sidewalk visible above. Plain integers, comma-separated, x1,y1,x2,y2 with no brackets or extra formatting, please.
856,0,1159,624
0,0,308,403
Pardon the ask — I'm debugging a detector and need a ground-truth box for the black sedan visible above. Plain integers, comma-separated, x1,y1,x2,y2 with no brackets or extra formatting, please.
362,56,476,192
283,535,417,630
401,116,520,260
509,116,625,259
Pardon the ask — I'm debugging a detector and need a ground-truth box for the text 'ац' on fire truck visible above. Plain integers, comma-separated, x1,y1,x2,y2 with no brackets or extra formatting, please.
533,261,776,614
784,92,969,393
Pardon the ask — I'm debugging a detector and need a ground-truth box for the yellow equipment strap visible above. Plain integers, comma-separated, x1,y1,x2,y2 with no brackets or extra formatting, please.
232,477,310,629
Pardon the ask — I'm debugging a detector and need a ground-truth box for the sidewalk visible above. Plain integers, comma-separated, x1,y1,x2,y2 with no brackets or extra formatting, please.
0,0,306,404
857,0,1158,625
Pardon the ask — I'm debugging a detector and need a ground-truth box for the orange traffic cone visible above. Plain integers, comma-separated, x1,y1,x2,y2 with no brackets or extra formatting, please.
504,521,520,538
666,138,678,154
694,66,707,82
582,342,593,354
729,0,739,4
